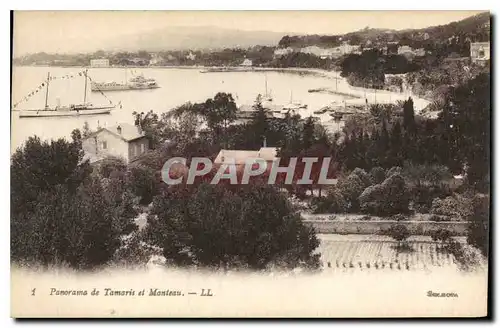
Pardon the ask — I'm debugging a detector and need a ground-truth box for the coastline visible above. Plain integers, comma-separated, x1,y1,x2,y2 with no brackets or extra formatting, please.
13,64,431,113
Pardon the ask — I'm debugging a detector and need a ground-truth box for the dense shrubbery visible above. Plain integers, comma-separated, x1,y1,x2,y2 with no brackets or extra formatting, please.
311,187,348,214
359,173,410,216
429,193,473,220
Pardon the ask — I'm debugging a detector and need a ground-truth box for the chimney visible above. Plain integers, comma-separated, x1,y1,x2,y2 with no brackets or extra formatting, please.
263,136,267,148
117,125,122,135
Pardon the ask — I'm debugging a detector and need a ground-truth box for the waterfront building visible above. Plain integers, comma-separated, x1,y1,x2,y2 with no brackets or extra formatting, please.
149,54,164,66
273,47,294,58
241,58,253,67
90,58,110,68
82,123,149,164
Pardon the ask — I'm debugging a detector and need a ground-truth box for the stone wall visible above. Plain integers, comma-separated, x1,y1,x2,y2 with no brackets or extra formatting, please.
304,220,469,236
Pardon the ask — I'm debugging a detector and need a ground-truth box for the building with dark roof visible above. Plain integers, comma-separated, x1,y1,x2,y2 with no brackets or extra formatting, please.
82,123,149,163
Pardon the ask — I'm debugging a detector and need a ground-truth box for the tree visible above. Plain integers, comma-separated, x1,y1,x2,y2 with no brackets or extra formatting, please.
145,183,321,270
467,194,489,256
249,95,271,148
82,121,92,137
11,136,133,270
202,92,238,147
302,116,316,150
11,136,89,216
402,97,416,133
445,73,490,191
132,110,160,148
389,121,403,167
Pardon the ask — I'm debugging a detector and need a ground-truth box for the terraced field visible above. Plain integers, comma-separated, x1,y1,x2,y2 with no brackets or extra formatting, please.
317,234,484,272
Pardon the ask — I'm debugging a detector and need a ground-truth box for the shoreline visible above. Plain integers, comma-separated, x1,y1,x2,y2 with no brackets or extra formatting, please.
13,64,431,113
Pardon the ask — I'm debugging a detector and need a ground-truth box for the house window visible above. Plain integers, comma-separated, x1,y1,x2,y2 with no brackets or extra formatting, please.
141,143,145,154
102,141,107,150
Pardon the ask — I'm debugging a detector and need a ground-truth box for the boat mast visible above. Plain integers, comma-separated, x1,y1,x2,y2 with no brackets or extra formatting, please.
265,75,268,96
44,72,50,109
83,69,88,104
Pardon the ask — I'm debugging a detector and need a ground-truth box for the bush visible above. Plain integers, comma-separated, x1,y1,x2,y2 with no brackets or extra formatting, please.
351,168,372,188
359,174,410,216
311,187,348,214
387,166,403,178
369,166,386,185
430,229,452,243
411,184,452,214
391,214,407,221
337,173,366,212
430,193,473,220
387,224,411,245
127,164,158,205
429,214,447,222
97,156,127,179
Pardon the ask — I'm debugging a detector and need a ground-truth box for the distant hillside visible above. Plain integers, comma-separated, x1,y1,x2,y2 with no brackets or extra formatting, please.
101,26,287,51
278,12,490,48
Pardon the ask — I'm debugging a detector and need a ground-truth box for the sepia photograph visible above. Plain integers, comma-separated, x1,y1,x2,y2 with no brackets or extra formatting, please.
10,10,490,318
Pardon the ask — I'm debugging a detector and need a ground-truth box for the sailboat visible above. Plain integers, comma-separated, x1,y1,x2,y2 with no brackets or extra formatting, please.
263,75,273,102
18,70,118,118
282,90,308,112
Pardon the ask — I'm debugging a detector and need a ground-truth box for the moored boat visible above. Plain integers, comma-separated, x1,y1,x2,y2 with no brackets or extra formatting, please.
91,72,160,92
16,70,120,118
19,105,114,118
282,90,308,111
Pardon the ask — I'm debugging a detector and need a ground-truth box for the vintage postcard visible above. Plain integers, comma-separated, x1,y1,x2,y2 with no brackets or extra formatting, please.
10,10,490,318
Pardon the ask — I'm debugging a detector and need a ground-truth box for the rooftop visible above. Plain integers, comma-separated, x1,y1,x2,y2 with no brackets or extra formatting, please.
85,123,146,142
214,147,279,165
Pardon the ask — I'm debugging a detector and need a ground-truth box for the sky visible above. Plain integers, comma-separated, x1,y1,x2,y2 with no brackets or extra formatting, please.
13,11,486,55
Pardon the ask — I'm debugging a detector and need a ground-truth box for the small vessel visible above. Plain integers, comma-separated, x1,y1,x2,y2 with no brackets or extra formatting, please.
199,67,231,73
18,70,118,118
91,70,160,92
313,107,329,115
129,73,156,83
263,75,273,102
282,91,308,111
